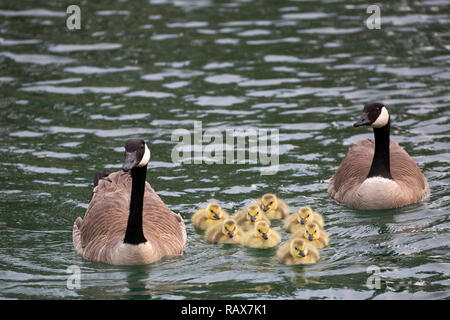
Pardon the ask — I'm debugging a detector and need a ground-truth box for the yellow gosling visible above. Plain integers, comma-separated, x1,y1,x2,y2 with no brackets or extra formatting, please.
232,204,270,232
257,193,289,220
242,221,281,249
192,202,229,230
285,206,324,232
277,238,320,265
292,222,329,249
204,218,242,245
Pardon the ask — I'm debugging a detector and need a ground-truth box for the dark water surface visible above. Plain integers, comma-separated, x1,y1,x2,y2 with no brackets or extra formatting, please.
0,0,449,299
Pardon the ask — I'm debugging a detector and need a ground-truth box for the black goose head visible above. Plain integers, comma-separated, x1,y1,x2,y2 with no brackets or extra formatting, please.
122,138,151,172
354,102,390,128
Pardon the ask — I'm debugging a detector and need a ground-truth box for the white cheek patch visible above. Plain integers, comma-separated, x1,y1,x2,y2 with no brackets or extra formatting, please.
371,107,390,128
137,144,151,167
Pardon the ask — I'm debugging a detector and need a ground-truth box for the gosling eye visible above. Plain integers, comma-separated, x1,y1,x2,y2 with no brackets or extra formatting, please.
307,214,310,218
269,201,273,205
314,230,317,233
210,209,214,213
258,229,261,233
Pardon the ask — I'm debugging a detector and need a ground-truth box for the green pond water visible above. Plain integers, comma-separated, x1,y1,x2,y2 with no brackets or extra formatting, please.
0,0,449,299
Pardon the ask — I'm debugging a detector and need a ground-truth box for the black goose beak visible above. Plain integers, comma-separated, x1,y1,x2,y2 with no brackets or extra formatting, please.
250,216,256,222
123,152,137,172
299,250,306,257
262,205,269,212
262,233,268,240
353,112,371,127
308,234,314,241
214,214,220,220
300,218,306,224
227,231,234,238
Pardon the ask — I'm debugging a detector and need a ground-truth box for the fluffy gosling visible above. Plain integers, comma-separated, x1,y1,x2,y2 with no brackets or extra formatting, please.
257,193,289,220
192,202,229,230
205,218,242,245
285,206,324,233
242,221,281,249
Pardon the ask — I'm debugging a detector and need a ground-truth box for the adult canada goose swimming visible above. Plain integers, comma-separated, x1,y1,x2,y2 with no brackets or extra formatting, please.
73,138,187,265
328,102,429,210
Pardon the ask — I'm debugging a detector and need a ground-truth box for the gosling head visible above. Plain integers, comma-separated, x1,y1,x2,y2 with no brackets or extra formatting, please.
353,102,390,129
255,221,271,240
247,204,262,223
290,238,308,258
261,194,278,213
304,223,321,242
206,202,222,220
222,219,238,238
297,206,313,225
122,138,151,172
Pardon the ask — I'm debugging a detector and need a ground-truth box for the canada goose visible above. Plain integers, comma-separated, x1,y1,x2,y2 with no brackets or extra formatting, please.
284,206,324,232
232,203,270,232
256,194,289,220
292,223,329,249
242,221,281,248
204,218,242,244
73,138,187,265
192,202,229,230
277,238,320,265
328,102,429,210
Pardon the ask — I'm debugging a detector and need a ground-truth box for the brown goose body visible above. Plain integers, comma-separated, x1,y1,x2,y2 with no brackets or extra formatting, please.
328,103,429,210
73,170,186,265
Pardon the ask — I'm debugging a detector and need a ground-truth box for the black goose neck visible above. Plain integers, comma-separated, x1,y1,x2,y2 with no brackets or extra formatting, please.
123,165,148,245
367,121,392,180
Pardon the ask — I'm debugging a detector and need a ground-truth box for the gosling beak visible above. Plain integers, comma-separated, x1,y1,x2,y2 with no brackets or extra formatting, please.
262,233,268,240
123,151,137,172
300,218,306,224
308,234,314,241
262,205,269,212
299,250,306,257
213,214,220,220
353,112,371,127
250,216,256,222
227,231,234,238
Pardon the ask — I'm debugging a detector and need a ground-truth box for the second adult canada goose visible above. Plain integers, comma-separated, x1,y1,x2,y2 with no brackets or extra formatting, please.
73,138,187,265
328,102,429,210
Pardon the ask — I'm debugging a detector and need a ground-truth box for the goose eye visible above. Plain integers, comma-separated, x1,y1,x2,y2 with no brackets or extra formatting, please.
210,209,214,213
314,230,317,233
269,201,273,205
